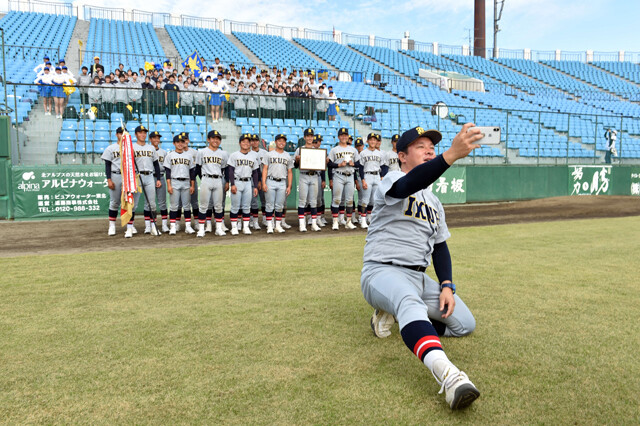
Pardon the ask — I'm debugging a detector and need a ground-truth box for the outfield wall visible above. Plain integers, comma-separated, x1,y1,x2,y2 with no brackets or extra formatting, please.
4,164,639,220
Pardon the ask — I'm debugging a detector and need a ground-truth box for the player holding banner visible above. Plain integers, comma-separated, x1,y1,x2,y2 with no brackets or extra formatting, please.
119,127,139,238
361,124,483,410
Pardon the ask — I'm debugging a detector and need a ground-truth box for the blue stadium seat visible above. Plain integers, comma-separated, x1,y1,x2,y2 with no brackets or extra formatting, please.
57,141,75,154
181,116,195,124
172,123,185,133
60,130,76,141
93,141,109,154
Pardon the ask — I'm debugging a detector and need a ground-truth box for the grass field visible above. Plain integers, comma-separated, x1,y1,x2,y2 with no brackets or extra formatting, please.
1,217,639,424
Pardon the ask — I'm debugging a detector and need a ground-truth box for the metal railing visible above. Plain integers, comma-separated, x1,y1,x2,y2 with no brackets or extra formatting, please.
8,0,76,16
1,44,60,62
3,82,639,167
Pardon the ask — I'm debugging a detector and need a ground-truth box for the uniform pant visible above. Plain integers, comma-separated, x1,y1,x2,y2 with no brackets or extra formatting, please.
317,176,324,207
133,174,157,212
360,172,380,208
191,179,199,213
170,179,191,212
156,175,167,211
331,172,355,208
298,173,319,208
265,178,287,213
361,261,475,337
199,176,224,214
251,189,266,210
230,180,253,214
108,172,123,210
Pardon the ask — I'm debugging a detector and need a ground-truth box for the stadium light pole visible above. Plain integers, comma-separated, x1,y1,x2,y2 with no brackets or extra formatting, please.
493,0,505,59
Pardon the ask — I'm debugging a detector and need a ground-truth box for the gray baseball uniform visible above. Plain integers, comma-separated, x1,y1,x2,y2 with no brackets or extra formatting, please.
164,150,195,213
263,150,294,213
384,150,400,172
251,148,269,211
359,148,383,209
361,171,475,335
132,142,159,213
155,146,168,211
228,150,259,215
295,147,320,209
328,145,360,208
197,147,228,214
101,143,122,211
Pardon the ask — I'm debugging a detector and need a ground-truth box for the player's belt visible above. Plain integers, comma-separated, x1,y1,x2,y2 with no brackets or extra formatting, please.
268,177,284,182
237,177,251,181
366,171,379,175
139,171,153,175
301,171,317,176
174,177,189,181
203,174,221,178
336,171,352,176
111,170,121,174
381,262,427,273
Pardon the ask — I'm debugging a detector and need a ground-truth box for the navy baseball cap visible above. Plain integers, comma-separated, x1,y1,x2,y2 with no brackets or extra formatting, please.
391,134,400,142
275,133,287,141
396,127,442,152
251,133,259,140
135,125,148,133
354,137,364,146
303,128,314,136
181,132,189,139
149,131,161,138
44,56,49,60
208,130,222,139
173,134,183,143
338,127,349,136
239,133,251,142
367,132,381,141
115,127,124,134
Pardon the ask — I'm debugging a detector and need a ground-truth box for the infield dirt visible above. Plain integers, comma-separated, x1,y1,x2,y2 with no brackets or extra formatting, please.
1,195,638,258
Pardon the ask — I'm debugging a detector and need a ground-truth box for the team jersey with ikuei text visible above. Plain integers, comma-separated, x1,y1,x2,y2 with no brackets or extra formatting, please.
328,145,360,174
228,150,260,179
133,143,159,173
360,149,383,173
363,171,450,267
263,151,294,179
101,143,122,172
163,151,195,179
383,150,400,172
197,147,228,176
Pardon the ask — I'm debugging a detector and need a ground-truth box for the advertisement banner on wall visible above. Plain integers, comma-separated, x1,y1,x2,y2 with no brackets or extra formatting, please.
429,167,466,204
569,166,612,196
12,166,109,219
630,170,640,196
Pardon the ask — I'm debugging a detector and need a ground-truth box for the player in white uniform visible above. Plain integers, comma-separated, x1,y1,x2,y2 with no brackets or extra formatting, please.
164,134,196,235
131,125,162,237
358,133,383,229
361,125,483,410
261,134,294,234
149,131,170,232
102,127,125,236
228,134,260,235
382,134,401,176
250,134,269,229
328,128,361,230
195,130,229,237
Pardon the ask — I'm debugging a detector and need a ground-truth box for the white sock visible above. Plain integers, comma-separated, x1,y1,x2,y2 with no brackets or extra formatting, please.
127,223,133,229
145,219,150,227
428,355,457,382
162,218,167,226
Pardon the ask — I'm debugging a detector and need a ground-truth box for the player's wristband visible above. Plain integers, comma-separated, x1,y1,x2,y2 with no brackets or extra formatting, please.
440,283,456,294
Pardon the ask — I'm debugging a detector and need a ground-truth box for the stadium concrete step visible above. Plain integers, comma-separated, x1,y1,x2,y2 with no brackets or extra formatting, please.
155,27,182,67
225,33,266,69
20,106,62,166
67,19,90,72
291,40,334,70
207,116,241,152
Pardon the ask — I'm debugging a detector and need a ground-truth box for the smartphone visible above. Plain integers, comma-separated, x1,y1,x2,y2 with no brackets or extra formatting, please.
469,126,501,145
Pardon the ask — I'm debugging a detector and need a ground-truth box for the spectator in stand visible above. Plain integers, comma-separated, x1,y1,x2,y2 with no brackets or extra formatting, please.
274,84,287,120
164,74,180,116
316,85,329,121
141,75,154,113
327,89,338,121
77,66,91,106
50,67,67,119
233,81,247,118
34,66,53,115
88,76,102,114
114,74,130,119
246,82,258,118
33,55,50,75
128,72,143,118
193,79,207,116
151,79,165,115
180,76,194,116
101,75,115,118
206,77,223,122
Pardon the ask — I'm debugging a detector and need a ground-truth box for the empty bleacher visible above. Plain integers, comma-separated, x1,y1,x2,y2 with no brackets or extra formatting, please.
166,26,250,66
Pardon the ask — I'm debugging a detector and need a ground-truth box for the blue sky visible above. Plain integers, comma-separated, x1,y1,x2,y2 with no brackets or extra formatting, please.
3,0,638,53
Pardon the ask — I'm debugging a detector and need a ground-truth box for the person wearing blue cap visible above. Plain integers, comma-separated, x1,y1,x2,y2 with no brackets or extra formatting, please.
206,76,223,122
327,89,338,121
33,55,50,75
361,124,483,410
